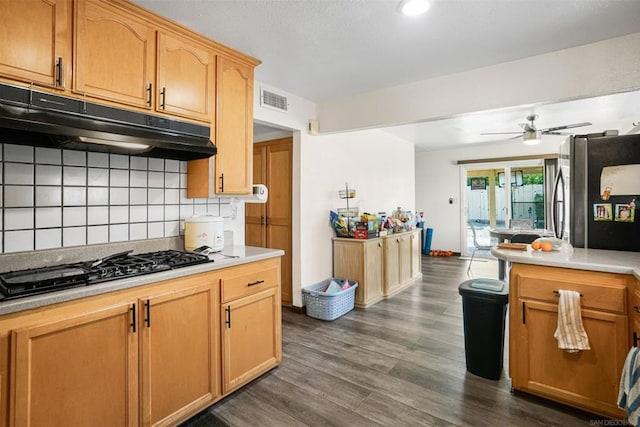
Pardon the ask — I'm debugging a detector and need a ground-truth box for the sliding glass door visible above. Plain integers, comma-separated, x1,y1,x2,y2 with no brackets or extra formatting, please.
461,160,545,257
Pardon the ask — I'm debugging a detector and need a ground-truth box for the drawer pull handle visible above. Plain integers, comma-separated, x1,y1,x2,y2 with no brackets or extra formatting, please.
248,280,265,287
225,306,231,328
634,306,640,314
553,290,583,297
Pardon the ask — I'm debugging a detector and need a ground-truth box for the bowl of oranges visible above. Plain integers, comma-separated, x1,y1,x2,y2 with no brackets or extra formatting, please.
530,237,568,252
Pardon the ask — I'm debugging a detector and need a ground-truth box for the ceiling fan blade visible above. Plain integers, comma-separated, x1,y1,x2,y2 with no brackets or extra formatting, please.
480,131,524,135
542,122,592,132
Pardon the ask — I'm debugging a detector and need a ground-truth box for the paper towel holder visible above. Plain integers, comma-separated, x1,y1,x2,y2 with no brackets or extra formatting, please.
231,184,268,203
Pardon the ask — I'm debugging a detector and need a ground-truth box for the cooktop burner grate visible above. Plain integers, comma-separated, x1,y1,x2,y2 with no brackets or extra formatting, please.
0,250,212,300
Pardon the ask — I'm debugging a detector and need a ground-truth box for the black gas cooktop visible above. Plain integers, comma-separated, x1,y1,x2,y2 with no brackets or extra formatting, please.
0,250,212,300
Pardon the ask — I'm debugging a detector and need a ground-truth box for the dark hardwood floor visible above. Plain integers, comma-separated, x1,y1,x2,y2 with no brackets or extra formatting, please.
183,256,602,426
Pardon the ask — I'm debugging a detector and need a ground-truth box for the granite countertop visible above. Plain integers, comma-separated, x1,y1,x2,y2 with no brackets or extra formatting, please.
0,245,284,316
491,245,640,279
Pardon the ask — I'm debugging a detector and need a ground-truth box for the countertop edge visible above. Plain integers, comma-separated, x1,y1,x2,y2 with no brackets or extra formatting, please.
0,246,284,316
490,246,640,279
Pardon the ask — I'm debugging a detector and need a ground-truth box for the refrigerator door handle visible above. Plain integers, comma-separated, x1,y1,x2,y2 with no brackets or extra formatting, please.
551,169,565,239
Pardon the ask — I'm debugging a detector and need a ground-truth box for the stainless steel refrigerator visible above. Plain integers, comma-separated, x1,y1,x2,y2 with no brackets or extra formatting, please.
552,132,640,251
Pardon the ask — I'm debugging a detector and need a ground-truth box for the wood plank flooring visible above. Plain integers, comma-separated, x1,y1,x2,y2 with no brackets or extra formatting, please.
183,256,603,426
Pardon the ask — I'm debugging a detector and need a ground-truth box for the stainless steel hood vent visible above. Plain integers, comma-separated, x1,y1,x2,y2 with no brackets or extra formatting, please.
0,83,217,161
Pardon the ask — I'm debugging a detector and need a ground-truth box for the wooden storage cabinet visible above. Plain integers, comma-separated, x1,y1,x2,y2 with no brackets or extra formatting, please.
74,0,157,109
2,271,221,427
75,1,215,123
382,230,421,298
156,31,215,122
333,238,384,308
333,229,421,307
0,0,71,88
220,258,282,393
11,301,139,427
509,264,629,419
187,55,255,197
139,282,219,426
213,55,254,194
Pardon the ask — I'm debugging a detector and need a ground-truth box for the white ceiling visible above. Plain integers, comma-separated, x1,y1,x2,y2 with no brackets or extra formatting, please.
132,0,640,150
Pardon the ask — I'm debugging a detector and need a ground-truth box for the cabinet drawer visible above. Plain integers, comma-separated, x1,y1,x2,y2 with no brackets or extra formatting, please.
517,274,626,313
221,265,279,303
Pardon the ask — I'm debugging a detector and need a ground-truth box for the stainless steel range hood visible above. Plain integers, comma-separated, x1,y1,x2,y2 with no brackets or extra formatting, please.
0,83,216,161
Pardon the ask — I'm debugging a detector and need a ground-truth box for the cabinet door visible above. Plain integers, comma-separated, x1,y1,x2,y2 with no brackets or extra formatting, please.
156,31,214,123
214,56,253,194
221,287,281,393
513,299,627,418
383,238,401,296
140,281,219,426
74,0,155,108
10,301,139,427
364,240,384,304
0,0,71,88
245,145,267,247
398,234,412,285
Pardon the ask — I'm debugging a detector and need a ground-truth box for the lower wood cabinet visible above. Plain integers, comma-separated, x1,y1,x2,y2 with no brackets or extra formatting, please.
333,229,421,308
332,238,384,308
11,300,139,427
220,258,282,393
509,263,629,419
0,256,282,427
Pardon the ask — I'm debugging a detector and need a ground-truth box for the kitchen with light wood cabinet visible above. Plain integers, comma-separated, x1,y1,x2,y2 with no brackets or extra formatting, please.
0,251,282,427
0,0,72,89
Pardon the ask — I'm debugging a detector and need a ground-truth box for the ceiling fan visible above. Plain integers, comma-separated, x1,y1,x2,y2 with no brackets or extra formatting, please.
481,115,592,145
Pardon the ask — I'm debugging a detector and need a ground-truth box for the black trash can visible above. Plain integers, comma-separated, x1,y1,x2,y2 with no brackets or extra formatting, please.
458,278,509,380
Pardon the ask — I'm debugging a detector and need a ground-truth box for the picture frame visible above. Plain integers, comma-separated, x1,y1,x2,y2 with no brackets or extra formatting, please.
470,177,486,190
615,204,635,222
593,203,612,221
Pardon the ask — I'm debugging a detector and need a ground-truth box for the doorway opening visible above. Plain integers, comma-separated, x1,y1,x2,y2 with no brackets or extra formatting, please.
461,160,545,257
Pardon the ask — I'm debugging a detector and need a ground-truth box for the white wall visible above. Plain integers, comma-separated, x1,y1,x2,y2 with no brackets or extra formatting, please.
415,139,559,252
318,33,640,133
299,129,415,302
253,82,416,306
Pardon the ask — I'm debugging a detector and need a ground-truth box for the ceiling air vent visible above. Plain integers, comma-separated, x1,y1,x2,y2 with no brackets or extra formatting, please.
260,88,288,112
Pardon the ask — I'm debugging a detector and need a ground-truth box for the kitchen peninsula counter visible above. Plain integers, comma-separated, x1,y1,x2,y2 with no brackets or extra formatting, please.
492,244,639,419
0,245,284,316
491,246,640,279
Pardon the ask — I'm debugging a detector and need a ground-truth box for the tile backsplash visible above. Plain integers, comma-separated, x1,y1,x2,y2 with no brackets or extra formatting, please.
0,144,234,253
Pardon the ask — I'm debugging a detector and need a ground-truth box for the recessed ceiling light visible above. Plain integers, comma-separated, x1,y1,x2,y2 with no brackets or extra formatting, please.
398,0,432,16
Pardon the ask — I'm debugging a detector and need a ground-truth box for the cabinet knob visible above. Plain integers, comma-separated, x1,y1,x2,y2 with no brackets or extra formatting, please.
634,306,640,314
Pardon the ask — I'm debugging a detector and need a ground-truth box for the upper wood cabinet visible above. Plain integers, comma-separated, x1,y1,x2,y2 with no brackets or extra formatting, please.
0,0,72,88
75,1,216,123
74,0,156,109
156,31,215,122
187,55,254,196
214,55,254,194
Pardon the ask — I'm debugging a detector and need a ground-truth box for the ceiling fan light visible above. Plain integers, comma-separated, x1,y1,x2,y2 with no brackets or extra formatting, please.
398,0,431,16
523,130,542,145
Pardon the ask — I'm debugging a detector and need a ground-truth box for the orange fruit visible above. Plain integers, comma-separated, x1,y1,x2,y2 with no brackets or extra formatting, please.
531,241,541,251
540,241,553,252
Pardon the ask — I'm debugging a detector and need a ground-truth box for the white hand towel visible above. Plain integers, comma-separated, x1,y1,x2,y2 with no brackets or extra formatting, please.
618,347,640,426
553,290,590,353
